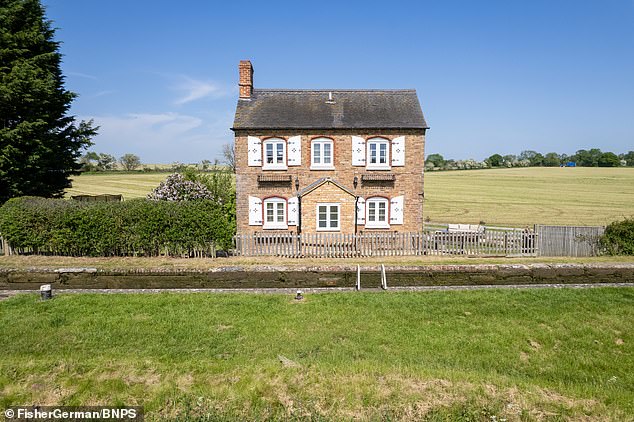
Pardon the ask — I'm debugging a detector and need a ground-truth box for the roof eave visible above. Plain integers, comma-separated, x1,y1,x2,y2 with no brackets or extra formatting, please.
231,126,429,131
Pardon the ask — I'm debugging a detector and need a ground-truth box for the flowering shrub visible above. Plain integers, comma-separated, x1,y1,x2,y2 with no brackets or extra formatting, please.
147,173,215,202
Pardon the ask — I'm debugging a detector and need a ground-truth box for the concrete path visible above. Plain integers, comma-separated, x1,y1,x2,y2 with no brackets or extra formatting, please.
2,282,634,297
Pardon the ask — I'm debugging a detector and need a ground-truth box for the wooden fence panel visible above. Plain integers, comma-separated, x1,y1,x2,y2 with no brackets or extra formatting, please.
536,225,604,257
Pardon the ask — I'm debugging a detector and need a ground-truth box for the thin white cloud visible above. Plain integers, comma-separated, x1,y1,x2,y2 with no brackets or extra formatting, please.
172,75,231,105
67,71,98,80
91,90,116,98
82,111,233,163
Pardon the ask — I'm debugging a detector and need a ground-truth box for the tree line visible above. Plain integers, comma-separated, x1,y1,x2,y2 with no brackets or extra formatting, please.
426,149,634,171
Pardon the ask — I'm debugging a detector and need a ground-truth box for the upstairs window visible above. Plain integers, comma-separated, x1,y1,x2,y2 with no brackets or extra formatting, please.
263,197,287,229
263,138,286,170
365,197,389,228
367,138,390,170
311,138,334,169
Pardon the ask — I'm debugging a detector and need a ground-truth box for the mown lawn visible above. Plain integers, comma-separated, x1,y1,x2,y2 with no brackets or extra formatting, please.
1,288,633,421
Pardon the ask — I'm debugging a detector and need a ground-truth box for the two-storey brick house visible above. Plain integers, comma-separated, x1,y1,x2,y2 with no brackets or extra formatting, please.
232,60,428,235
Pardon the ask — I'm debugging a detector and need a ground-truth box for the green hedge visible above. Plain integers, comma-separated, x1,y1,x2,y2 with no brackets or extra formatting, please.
601,218,634,255
0,197,235,256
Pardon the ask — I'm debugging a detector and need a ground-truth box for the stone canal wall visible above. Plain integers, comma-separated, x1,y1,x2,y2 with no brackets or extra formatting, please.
1,264,633,290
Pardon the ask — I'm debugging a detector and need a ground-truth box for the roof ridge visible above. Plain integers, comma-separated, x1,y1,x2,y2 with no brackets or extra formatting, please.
254,89,417,93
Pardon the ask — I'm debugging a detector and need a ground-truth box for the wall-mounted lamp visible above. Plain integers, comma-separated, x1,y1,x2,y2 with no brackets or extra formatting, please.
295,177,300,191
353,176,358,189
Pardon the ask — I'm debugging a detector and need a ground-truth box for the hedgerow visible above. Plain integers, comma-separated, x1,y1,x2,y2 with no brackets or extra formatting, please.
600,218,634,255
0,197,235,256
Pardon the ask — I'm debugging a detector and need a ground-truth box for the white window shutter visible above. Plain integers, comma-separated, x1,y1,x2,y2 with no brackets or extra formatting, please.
287,136,301,166
391,136,405,166
390,196,404,225
248,196,263,226
352,136,366,166
247,136,262,166
356,197,366,224
287,196,298,226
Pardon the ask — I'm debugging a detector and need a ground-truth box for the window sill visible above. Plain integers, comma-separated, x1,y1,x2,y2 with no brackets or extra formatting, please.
263,224,288,230
262,165,288,171
365,165,392,171
364,223,390,229
317,227,341,232
310,165,335,171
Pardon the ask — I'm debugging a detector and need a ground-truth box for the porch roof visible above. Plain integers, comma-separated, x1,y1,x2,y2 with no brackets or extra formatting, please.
297,177,356,198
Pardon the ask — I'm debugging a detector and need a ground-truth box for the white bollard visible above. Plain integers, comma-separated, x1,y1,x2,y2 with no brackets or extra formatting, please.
40,284,52,300
356,265,361,291
380,264,387,290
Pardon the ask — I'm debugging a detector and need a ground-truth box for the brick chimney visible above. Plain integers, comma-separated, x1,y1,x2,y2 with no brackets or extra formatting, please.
239,60,253,99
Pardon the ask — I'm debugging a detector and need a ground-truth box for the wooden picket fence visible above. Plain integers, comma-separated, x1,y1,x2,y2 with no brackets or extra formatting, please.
234,229,538,258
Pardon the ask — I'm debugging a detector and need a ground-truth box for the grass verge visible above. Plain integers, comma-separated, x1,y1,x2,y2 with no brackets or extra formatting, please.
1,288,633,420
0,255,633,271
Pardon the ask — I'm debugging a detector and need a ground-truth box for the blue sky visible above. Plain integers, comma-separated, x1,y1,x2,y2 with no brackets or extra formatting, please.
43,0,634,164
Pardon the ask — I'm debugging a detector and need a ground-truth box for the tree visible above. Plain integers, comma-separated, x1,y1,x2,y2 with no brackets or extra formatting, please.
598,152,620,167
486,154,503,167
502,154,517,167
425,153,445,168
222,142,236,173
79,151,99,172
97,153,116,171
574,148,603,166
119,153,141,171
519,150,539,162
543,152,561,167
623,151,634,167
0,0,97,203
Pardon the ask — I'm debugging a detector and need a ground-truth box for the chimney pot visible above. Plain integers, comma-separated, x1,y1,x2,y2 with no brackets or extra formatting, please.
239,60,253,99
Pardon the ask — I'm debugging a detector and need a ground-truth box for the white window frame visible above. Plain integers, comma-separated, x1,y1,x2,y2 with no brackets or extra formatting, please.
262,138,287,170
316,203,340,231
311,138,335,170
365,197,390,229
263,197,287,229
366,137,391,170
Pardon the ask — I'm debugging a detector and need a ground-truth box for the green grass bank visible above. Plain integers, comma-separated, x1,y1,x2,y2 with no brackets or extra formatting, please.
1,288,633,420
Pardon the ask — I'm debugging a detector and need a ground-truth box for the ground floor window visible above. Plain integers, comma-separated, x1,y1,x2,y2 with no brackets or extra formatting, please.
366,197,389,228
317,203,340,231
263,197,287,229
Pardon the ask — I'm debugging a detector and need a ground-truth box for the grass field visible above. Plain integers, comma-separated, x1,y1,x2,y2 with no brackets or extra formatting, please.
65,172,170,199
64,167,634,227
1,288,633,421
424,167,634,227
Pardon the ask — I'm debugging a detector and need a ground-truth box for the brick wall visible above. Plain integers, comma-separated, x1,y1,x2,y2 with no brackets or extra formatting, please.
300,181,357,234
234,129,426,234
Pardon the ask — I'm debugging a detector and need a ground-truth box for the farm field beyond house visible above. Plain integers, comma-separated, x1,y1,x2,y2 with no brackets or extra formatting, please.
65,172,170,199
424,167,634,227
64,167,634,227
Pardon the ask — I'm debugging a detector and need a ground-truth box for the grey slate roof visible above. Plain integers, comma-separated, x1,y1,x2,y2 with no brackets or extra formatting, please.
232,89,428,130
297,178,355,198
